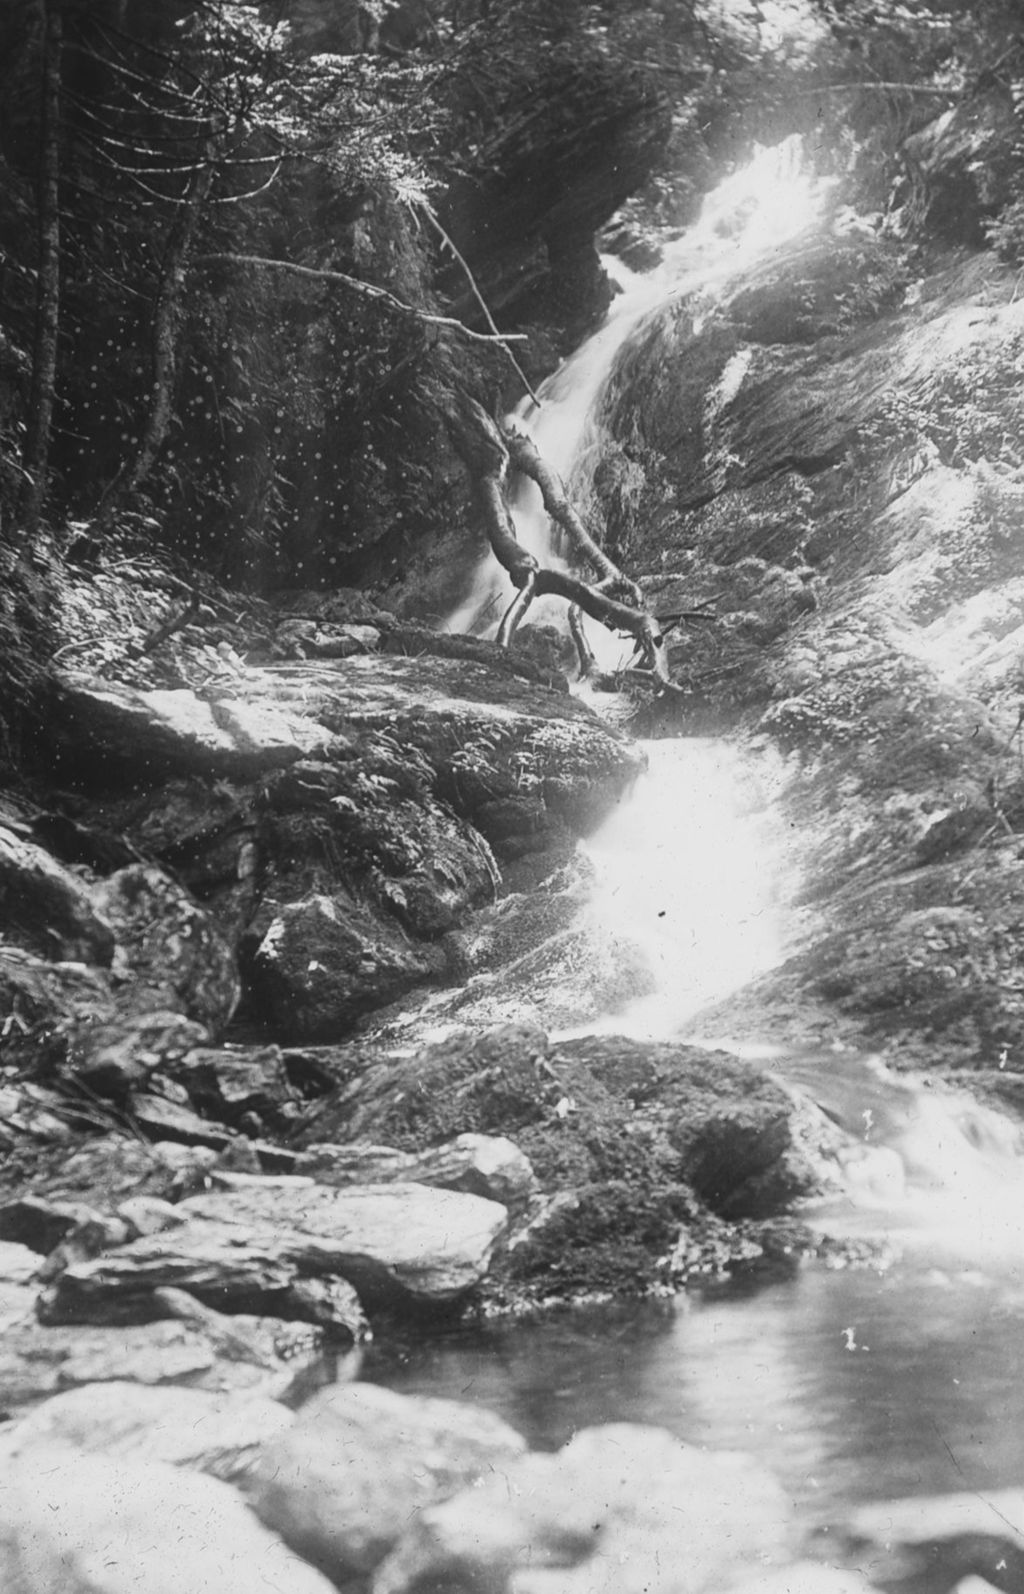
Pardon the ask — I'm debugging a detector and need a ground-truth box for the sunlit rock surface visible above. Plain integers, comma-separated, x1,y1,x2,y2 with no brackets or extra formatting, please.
40,1180,509,1322
0,1445,339,1594
2,1380,293,1485
595,235,1024,1067
372,1421,791,1594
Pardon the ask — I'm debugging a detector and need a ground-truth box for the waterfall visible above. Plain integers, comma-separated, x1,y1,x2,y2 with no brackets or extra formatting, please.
445,136,1024,1252
446,134,832,652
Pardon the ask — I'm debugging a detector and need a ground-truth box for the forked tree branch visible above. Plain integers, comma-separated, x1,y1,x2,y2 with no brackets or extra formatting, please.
451,397,677,690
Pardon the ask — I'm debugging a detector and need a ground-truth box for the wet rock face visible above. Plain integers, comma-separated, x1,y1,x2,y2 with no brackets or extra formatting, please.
442,53,670,336
594,233,1024,1067
30,643,640,1046
901,84,1018,246
0,826,115,965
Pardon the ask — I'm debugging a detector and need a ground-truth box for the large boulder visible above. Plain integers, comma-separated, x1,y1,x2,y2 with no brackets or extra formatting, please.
372,1422,792,1594
48,670,332,779
47,647,640,1045
0,1445,338,1594
252,1382,527,1579
818,1489,1024,1594
250,889,437,1041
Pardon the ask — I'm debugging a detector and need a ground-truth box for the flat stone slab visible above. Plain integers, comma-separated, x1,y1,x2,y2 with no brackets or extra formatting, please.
0,1314,326,1417
42,1181,509,1320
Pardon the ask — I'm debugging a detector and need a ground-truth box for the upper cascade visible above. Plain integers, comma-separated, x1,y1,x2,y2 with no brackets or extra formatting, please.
447,134,835,656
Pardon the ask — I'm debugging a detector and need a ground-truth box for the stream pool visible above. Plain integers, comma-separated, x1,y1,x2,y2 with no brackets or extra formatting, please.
372,1251,1024,1521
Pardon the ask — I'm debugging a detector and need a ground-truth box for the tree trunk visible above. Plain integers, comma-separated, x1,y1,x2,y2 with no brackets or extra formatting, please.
95,157,213,522
19,0,63,536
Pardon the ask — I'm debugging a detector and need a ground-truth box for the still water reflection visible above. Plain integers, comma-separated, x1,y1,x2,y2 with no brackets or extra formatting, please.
372,1258,1024,1520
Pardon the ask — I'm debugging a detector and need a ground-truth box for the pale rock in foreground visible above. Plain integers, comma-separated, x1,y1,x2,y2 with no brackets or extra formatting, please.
252,1381,528,1579
0,1444,338,1594
373,1422,792,1594
727,1568,882,1594
176,1179,510,1304
2,1380,294,1485
841,1491,1024,1543
0,1313,326,1415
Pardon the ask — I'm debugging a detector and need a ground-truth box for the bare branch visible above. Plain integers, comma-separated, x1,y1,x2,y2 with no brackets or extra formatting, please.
793,80,959,97
193,253,530,346
418,204,542,405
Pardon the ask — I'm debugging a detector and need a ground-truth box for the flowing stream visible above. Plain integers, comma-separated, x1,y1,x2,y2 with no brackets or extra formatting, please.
392,142,1024,1521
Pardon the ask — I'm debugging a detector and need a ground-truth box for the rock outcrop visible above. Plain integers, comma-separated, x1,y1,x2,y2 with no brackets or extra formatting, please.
39,1180,508,1322
295,1022,848,1302
441,52,670,340
371,1421,792,1594
22,642,640,1053
594,228,1024,1069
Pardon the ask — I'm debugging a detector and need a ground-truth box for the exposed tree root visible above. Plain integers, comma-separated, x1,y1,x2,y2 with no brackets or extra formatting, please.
451,397,683,692
568,603,596,677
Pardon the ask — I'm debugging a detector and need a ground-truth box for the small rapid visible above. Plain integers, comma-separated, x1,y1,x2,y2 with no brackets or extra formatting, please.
567,737,794,1039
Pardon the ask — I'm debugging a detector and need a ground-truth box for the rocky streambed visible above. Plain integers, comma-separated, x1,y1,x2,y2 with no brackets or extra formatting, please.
8,139,1024,1593
0,575,898,1592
